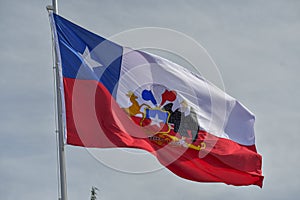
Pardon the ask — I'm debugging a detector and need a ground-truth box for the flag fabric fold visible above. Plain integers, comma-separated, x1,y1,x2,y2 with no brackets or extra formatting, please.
50,13,263,187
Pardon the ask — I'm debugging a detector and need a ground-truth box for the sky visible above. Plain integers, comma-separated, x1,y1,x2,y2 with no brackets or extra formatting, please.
1,0,300,199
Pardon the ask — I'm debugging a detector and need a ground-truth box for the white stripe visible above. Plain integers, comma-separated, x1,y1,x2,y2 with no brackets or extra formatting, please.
116,47,255,145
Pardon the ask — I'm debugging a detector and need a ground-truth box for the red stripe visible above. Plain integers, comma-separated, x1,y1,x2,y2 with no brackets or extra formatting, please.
63,77,263,187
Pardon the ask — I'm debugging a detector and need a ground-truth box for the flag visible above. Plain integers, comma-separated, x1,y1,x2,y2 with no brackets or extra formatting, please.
50,13,263,187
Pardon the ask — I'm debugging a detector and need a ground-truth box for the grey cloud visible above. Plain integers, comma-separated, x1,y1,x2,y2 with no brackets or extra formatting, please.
1,0,299,199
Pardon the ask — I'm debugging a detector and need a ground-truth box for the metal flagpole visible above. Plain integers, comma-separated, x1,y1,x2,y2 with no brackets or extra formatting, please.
47,0,68,200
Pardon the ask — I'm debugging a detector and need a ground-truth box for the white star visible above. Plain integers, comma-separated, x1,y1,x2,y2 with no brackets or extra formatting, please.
150,114,163,128
78,47,103,71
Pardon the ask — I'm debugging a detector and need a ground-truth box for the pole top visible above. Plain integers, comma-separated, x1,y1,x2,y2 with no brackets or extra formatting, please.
52,0,58,13
46,0,58,13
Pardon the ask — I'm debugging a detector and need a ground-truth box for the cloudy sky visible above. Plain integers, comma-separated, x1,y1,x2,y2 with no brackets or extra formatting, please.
1,0,300,199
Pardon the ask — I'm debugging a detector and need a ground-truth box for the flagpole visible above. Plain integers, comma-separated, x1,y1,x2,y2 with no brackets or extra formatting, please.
48,0,68,200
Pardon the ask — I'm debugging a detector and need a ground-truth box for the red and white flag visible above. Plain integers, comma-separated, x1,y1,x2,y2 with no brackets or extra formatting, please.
51,13,264,187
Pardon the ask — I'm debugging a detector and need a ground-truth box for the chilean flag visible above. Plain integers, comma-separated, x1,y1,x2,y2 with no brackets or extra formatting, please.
50,13,264,187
